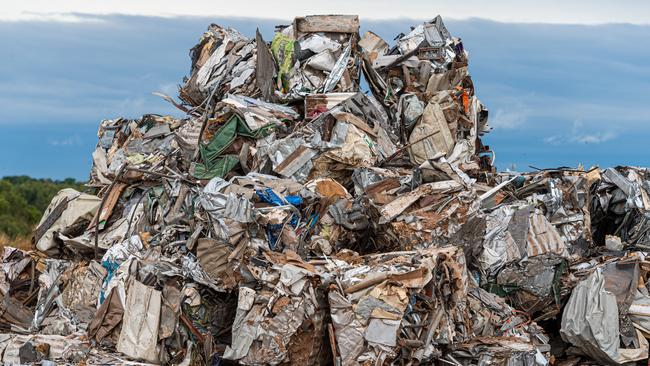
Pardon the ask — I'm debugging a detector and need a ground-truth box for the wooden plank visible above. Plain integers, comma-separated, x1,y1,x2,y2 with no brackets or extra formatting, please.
331,111,376,137
344,273,389,294
305,93,356,120
274,145,318,178
378,181,461,224
294,15,359,34
88,182,127,231
32,198,68,244
255,29,275,101
327,323,338,365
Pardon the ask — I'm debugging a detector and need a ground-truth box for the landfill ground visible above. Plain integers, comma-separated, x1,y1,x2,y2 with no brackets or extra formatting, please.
1,13,649,366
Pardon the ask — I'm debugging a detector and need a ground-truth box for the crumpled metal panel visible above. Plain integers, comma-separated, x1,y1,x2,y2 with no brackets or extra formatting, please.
561,267,648,365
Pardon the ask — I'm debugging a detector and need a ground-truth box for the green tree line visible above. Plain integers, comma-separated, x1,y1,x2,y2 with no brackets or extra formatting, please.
0,176,85,239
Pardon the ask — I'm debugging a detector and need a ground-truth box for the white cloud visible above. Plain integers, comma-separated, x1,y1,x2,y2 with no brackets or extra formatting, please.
543,135,561,145
491,108,528,129
569,120,616,143
543,120,617,145
2,0,650,24
571,131,616,144
4,12,106,23
49,135,82,146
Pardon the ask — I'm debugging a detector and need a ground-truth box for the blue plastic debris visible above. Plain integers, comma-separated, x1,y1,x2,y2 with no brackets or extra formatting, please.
256,188,303,249
99,260,120,304
255,188,302,207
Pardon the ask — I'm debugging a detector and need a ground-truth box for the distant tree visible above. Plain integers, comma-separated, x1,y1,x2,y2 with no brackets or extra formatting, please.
0,176,86,239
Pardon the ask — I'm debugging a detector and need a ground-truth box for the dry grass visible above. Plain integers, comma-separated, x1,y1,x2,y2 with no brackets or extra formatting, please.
0,232,34,252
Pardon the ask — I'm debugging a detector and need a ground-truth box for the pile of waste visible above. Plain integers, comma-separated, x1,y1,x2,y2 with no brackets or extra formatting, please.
2,14,650,366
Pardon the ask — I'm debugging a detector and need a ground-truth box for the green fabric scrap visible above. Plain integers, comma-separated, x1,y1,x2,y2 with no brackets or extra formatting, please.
193,114,274,179
270,33,295,93
193,156,240,180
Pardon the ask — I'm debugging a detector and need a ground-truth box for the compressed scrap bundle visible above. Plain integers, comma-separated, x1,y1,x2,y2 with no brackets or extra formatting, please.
464,169,598,321
560,253,650,365
7,13,650,366
223,250,327,365
591,166,650,247
0,247,39,332
179,15,362,107
359,16,492,175
180,25,260,106
274,15,362,100
326,247,472,364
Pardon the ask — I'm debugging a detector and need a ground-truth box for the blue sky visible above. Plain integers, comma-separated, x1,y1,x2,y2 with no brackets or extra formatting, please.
1,12,650,179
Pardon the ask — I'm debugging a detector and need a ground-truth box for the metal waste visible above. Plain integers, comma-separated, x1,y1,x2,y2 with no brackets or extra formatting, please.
2,14,649,366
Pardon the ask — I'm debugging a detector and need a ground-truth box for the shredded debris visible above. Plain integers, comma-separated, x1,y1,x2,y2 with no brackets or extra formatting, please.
2,14,649,366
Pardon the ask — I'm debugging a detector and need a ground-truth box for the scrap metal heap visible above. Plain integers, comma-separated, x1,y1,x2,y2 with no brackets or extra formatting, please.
2,14,650,366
